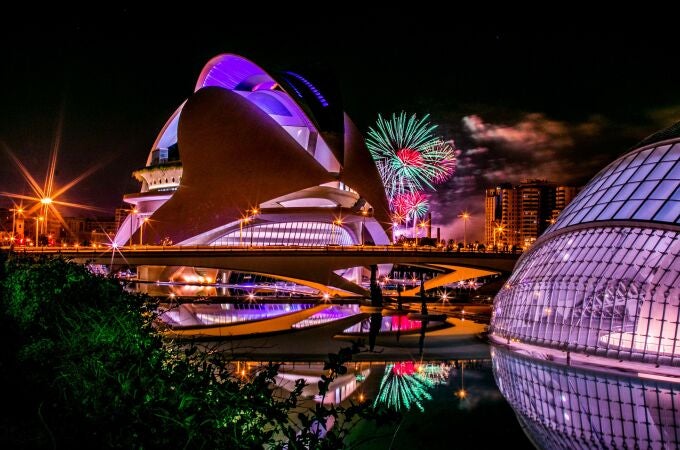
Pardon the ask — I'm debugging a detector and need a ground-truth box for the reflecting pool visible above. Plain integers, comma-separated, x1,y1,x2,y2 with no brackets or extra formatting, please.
342,314,448,334
158,303,315,327
492,346,680,449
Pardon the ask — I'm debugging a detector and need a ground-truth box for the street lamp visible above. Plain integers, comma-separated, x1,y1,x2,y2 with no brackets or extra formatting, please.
139,217,148,245
332,218,343,245
10,207,23,242
360,210,368,246
493,224,505,250
239,216,250,247
35,216,44,245
249,208,259,246
458,211,471,248
129,208,138,247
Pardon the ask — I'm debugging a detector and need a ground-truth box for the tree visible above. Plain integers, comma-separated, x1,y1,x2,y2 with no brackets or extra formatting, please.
0,254,397,448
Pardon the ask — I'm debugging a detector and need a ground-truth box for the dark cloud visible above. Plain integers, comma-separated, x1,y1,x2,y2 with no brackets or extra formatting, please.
428,108,680,242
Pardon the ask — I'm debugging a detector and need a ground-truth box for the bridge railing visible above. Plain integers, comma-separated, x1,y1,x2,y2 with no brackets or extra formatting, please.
2,244,523,256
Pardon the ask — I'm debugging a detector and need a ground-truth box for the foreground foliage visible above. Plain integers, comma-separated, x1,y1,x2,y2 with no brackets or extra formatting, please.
0,254,396,448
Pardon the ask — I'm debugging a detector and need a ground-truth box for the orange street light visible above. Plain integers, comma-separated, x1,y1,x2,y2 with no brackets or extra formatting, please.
139,217,149,245
332,218,343,245
458,211,471,247
239,216,251,246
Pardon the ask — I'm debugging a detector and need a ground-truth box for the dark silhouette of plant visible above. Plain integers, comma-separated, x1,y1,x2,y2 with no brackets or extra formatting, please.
0,254,398,449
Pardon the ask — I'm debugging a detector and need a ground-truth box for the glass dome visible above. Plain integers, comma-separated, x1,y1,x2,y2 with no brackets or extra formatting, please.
491,127,680,368
549,142,680,231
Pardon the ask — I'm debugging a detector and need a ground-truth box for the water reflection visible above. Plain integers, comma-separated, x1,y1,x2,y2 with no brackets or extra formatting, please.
129,281,318,298
492,346,680,449
342,315,446,334
292,305,361,329
158,303,314,327
374,361,451,412
275,362,371,405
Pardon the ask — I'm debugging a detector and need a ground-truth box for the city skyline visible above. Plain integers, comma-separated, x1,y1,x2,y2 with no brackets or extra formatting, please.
2,15,680,241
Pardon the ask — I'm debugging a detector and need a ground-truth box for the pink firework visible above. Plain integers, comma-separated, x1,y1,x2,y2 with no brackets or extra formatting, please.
396,148,425,168
392,192,429,219
432,141,457,185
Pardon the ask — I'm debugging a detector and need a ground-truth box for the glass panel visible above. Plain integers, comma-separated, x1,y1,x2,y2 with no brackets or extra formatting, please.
633,200,664,220
613,200,642,219
631,181,659,200
629,163,655,182
613,182,640,201
646,161,675,180
650,180,680,199
596,201,624,220
631,148,654,167
661,143,680,161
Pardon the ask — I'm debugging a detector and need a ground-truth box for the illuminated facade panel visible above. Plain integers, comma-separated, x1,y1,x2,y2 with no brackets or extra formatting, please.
209,222,354,247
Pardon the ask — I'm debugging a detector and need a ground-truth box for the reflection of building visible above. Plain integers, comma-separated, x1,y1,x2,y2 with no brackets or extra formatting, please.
113,54,390,250
492,346,680,449
491,122,680,369
484,180,578,249
275,363,370,405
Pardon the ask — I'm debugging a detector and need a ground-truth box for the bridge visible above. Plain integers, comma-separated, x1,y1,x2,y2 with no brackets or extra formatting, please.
6,245,521,297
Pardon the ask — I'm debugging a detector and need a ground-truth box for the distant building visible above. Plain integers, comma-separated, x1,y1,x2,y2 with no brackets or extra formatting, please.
485,180,579,249
63,217,117,244
114,207,130,230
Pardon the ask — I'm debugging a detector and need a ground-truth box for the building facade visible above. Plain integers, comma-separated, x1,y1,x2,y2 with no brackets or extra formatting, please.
485,179,577,249
113,54,391,250
491,122,680,368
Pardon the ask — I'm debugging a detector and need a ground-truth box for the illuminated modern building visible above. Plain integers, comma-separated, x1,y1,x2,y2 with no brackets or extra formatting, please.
491,122,680,369
113,54,390,249
484,180,577,249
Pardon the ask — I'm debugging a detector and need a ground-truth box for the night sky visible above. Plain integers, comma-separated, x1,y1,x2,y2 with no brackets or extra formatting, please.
2,12,679,241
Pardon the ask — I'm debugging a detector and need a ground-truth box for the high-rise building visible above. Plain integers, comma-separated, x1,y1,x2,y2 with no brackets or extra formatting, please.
485,180,577,249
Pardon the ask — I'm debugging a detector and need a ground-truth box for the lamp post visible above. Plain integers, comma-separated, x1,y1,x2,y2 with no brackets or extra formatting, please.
129,208,138,247
239,217,250,247
332,218,342,245
493,224,504,250
360,210,368,246
249,208,258,246
139,217,148,245
10,207,23,242
458,211,470,248
35,216,44,246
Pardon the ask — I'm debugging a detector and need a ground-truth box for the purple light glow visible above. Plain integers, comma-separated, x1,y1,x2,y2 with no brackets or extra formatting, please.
284,71,329,107
292,305,361,328
158,303,314,328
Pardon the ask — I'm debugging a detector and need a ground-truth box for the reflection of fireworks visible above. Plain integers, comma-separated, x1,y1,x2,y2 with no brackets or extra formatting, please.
367,112,456,203
392,191,429,220
374,362,433,412
418,363,451,385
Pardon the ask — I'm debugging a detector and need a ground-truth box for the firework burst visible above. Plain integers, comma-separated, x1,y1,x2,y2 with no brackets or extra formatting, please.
367,112,456,202
392,191,429,221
